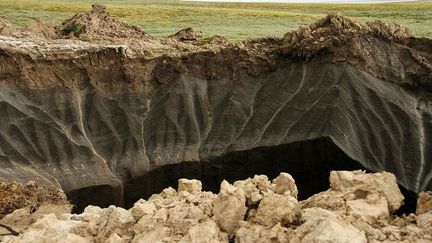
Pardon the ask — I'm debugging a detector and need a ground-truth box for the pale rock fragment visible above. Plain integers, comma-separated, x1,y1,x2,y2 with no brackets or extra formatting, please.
180,220,228,243
329,170,403,212
50,232,90,243
2,214,87,243
213,180,247,234
346,195,389,220
69,205,103,238
178,179,202,194
233,175,271,206
132,227,172,243
235,221,290,243
292,208,367,243
167,205,195,235
417,191,432,215
233,178,260,205
251,175,272,192
416,211,432,228
129,199,156,221
106,233,129,243
254,192,299,227
159,187,177,198
301,190,347,213
95,206,135,242
80,205,103,221
271,172,298,198
134,214,159,236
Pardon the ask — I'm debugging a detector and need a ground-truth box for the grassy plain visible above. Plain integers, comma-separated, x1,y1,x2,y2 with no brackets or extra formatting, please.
0,0,431,41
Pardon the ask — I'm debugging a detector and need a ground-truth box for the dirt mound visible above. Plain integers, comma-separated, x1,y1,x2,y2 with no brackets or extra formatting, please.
0,18,20,37
60,3,146,40
365,20,412,40
169,27,203,42
2,171,432,242
281,12,412,60
20,18,58,39
282,12,361,59
0,181,68,219
279,12,432,86
199,34,230,45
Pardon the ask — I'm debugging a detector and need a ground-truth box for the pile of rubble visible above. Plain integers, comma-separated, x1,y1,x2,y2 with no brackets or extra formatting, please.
1,170,431,242
59,4,147,40
281,12,412,60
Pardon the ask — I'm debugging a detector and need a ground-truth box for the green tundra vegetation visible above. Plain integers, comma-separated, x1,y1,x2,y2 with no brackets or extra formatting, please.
0,0,431,41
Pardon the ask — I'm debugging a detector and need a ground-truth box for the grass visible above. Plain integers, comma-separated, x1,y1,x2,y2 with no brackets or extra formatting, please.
0,0,431,41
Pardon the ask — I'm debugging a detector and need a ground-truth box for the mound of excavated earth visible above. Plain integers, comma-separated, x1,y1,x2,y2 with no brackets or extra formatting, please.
0,5,431,212
1,170,432,242
0,181,67,218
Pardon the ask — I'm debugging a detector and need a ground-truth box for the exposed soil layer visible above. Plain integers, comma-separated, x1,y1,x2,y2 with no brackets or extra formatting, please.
0,8,430,92
0,182,68,219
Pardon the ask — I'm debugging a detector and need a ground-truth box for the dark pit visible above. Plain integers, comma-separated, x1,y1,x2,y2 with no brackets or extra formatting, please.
68,137,418,215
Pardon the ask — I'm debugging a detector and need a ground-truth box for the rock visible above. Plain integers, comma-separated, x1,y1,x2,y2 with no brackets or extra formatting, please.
329,170,404,212
106,233,129,243
1,213,87,243
416,211,432,228
167,206,199,235
417,191,432,215
132,227,172,243
180,220,228,243
253,193,299,227
291,208,367,243
235,222,290,243
129,199,156,221
178,179,202,194
301,170,404,221
271,172,298,198
95,206,135,242
301,190,347,213
213,180,247,234
233,175,272,206
346,196,389,220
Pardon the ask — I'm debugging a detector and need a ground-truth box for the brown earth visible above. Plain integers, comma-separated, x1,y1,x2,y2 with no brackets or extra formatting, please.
0,181,68,219
0,6,430,94
59,4,148,41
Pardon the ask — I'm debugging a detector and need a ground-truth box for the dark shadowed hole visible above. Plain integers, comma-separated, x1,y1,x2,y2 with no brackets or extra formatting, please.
68,137,417,214
123,137,417,214
67,184,122,213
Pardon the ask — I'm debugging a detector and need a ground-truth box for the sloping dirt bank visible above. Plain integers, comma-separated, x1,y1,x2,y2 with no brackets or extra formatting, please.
0,4,431,216
0,4,430,92
1,170,431,242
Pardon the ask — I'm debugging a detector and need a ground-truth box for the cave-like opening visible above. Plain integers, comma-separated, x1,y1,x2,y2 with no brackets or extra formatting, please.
69,137,417,214
124,137,366,207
